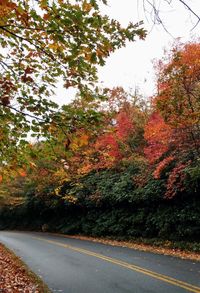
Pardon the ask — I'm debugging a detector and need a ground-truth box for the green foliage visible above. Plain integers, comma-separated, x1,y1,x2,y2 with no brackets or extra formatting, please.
1,35,200,249
1,163,199,242
184,162,200,194
0,0,146,164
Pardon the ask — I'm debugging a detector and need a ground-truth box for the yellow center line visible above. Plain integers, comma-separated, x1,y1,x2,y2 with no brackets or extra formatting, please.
34,236,200,293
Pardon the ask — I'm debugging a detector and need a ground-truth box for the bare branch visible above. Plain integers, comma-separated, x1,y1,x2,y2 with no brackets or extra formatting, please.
142,0,200,32
178,0,200,30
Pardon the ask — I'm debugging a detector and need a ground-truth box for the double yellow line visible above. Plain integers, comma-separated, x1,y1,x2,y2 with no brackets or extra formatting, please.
34,237,200,293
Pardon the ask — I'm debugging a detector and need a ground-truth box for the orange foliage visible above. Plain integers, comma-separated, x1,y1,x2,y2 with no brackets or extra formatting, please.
144,112,172,164
116,111,134,140
18,169,27,177
156,42,200,129
149,42,200,197
153,156,174,179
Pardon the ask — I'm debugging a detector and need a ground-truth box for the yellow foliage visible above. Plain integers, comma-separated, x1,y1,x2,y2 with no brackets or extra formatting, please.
70,134,89,151
48,43,64,52
63,195,77,204
54,187,61,196
82,1,92,12
70,141,79,151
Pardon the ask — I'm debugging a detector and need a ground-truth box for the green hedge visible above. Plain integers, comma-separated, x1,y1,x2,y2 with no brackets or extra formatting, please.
0,167,199,243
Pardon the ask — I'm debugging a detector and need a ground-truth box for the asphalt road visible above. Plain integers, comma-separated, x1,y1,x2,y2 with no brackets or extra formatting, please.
0,231,200,293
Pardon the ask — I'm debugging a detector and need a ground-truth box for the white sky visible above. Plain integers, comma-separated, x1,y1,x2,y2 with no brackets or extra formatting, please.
98,0,199,97
55,0,200,104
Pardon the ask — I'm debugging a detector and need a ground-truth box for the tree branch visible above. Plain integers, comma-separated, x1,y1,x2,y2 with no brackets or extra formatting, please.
177,0,200,30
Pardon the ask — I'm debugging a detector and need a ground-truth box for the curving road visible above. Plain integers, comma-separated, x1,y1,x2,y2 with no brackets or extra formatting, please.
0,231,200,293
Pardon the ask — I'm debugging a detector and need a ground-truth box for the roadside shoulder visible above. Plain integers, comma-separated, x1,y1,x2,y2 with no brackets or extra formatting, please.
0,243,51,293
52,234,200,262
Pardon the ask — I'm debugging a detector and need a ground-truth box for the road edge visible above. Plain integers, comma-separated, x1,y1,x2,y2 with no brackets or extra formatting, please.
0,242,51,293
45,233,200,262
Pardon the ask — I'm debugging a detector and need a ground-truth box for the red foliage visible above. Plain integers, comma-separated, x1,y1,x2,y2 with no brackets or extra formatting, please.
153,156,174,179
165,163,187,199
144,112,172,164
94,107,137,167
148,42,200,199
38,168,49,177
95,133,122,160
0,77,16,106
116,111,134,140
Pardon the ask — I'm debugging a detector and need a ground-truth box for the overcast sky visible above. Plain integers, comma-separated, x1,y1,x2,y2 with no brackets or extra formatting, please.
54,0,199,104
97,0,199,97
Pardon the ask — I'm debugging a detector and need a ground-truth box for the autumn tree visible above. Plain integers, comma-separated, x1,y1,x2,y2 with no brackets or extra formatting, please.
0,0,146,164
155,42,200,156
0,140,68,207
94,88,148,169
145,42,200,198
144,111,172,164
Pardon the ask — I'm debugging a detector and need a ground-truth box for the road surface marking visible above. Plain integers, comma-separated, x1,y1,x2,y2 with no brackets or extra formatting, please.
34,236,200,293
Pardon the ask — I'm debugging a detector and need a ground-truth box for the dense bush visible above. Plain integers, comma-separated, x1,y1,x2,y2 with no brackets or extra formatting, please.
0,166,199,243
